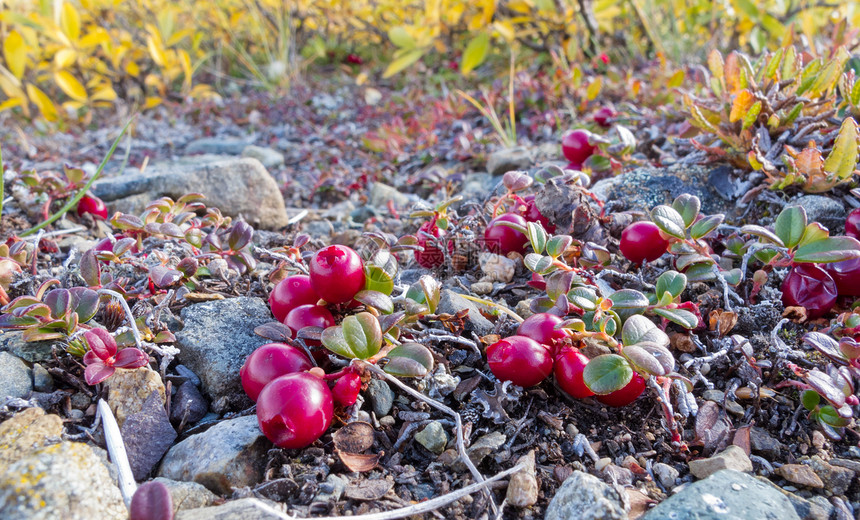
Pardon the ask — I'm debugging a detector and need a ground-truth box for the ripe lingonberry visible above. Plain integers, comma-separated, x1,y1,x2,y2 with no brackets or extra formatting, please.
269,275,319,323
517,313,566,351
240,343,314,401
821,258,860,296
847,208,860,240
484,213,529,255
593,107,616,128
597,372,646,407
284,304,335,338
782,264,838,319
620,221,670,264
77,194,108,219
309,245,366,304
415,221,448,268
486,335,553,387
331,372,362,406
554,348,594,399
256,372,333,449
521,195,556,233
561,129,597,164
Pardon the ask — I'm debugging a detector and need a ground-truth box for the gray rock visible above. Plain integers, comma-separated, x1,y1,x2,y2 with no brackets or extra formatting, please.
0,331,54,363
0,408,64,472
795,195,846,233
689,445,753,479
590,164,732,216
241,145,284,169
176,498,289,520
175,298,272,412
171,381,209,424
750,426,783,459
31,364,52,392
642,470,800,520
0,441,126,520
466,431,506,466
653,462,680,489
369,182,413,209
0,352,32,399
755,476,832,520
545,470,626,520
158,415,271,495
460,172,499,202
312,474,348,504
366,379,394,417
486,146,533,176
303,220,334,238
121,391,177,480
186,138,250,155
152,478,219,513
437,290,494,335
808,456,854,495
415,421,447,454
92,157,289,229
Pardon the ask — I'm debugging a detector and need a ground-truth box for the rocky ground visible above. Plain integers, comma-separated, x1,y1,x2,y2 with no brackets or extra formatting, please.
1,79,860,520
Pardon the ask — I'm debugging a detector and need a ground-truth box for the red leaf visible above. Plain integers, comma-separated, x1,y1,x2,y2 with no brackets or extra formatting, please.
114,348,149,369
85,362,115,385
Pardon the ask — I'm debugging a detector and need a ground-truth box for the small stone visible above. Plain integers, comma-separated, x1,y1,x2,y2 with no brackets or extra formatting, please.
776,464,824,489
642,470,800,520
808,456,852,495
471,281,493,295
725,400,746,416
241,145,284,169
366,379,394,417
170,381,209,425
626,488,653,520
158,415,271,495
186,138,249,155
378,415,395,427
121,390,177,480
313,474,348,504
506,450,538,508
0,352,32,399
479,252,516,283
451,432,506,471
703,389,725,402
811,431,826,451
595,457,612,472
369,182,413,209
0,408,64,472
545,470,626,520
688,445,753,479
70,392,91,410
105,366,166,428
829,458,860,473
152,478,218,514
0,331,54,363
437,290,494,335
486,146,533,176
653,462,680,489
32,364,52,392
0,441,126,520
750,427,782,459
415,421,447,454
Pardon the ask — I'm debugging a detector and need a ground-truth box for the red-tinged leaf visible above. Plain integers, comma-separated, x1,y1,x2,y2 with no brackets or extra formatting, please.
44,289,71,318
130,480,174,520
793,237,860,263
85,362,115,385
85,328,116,359
114,348,149,369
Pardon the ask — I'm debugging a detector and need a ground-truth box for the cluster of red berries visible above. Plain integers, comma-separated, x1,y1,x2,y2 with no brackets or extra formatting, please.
487,313,645,407
241,245,368,449
482,196,555,256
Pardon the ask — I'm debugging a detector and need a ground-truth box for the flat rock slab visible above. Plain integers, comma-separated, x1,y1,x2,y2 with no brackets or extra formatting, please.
121,391,177,480
176,498,289,519
0,331,54,363
175,297,272,412
158,416,271,495
0,441,126,520
0,408,64,473
545,470,626,520
93,157,289,229
642,469,800,520
437,289,494,335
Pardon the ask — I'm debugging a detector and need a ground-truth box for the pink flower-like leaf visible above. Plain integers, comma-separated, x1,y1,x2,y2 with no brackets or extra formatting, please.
114,348,149,369
85,361,115,385
85,328,117,360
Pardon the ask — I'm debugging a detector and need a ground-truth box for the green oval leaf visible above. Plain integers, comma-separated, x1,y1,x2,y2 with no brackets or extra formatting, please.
655,270,687,300
774,205,807,249
689,214,724,240
526,222,548,255
671,194,701,228
583,354,634,395
384,342,434,377
461,32,490,75
353,290,394,314
546,235,573,258
653,307,698,329
623,345,666,377
608,289,649,310
364,264,394,295
621,314,669,347
342,312,383,360
793,237,860,263
650,206,686,239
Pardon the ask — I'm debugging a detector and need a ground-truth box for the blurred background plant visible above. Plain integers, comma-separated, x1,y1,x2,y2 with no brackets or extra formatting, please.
1,0,859,123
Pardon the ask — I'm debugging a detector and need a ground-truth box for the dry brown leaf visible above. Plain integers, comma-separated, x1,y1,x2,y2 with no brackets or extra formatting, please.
332,421,375,453
335,449,382,472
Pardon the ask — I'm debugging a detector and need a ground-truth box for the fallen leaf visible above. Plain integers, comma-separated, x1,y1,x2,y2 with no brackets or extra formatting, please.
335,449,382,472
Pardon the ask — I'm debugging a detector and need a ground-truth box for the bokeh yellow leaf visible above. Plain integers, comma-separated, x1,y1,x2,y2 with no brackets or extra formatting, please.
3,30,27,80
26,83,58,121
54,70,88,101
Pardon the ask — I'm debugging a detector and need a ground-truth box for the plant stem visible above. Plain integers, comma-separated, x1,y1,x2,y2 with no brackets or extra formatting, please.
459,293,524,323
21,117,135,237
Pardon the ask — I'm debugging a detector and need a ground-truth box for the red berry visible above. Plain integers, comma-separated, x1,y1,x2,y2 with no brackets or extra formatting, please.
486,335,553,387
554,348,594,399
77,194,108,219
561,130,597,164
415,221,449,268
240,343,314,401
309,245,366,304
284,304,335,338
597,372,646,407
521,195,556,233
620,221,670,264
331,372,361,406
346,53,363,65
517,313,566,350
821,258,860,296
269,275,319,323
484,213,529,255
781,264,837,319
256,372,333,449
593,107,616,128
847,208,860,240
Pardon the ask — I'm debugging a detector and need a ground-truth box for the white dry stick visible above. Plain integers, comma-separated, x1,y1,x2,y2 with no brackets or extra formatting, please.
98,399,137,508
359,361,499,516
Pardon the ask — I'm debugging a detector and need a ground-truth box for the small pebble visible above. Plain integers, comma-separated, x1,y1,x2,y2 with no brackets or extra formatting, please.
595,457,611,472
